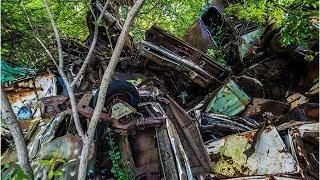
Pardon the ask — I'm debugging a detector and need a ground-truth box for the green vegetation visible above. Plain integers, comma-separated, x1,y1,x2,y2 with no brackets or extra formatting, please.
106,128,133,180
1,162,31,180
39,158,66,180
131,0,205,39
1,0,89,68
2,0,205,68
2,0,317,68
224,0,319,48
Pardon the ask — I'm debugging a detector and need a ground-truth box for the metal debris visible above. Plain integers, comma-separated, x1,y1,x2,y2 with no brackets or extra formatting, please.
205,79,251,116
1,0,319,179
206,126,300,177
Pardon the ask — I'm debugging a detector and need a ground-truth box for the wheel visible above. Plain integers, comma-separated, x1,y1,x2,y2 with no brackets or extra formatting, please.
91,80,140,108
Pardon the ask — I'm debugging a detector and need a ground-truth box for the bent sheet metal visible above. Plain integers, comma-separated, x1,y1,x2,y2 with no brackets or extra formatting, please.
206,126,300,178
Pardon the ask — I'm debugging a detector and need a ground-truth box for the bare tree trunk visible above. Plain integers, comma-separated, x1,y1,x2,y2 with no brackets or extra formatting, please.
0,89,33,177
77,0,146,179
42,0,110,141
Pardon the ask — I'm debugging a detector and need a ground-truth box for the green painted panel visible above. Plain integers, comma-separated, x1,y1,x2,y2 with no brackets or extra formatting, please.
205,80,251,116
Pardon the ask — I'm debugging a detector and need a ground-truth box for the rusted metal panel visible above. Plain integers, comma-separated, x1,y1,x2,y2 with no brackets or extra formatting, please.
183,19,217,52
4,71,57,121
205,79,251,116
287,123,319,179
156,125,179,180
206,126,300,177
279,103,319,124
129,128,161,179
140,26,230,87
242,98,289,122
162,95,213,174
145,26,231,75
200,113,259,141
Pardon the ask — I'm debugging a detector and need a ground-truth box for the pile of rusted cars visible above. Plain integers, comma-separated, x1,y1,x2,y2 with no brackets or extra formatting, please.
1,0,318,179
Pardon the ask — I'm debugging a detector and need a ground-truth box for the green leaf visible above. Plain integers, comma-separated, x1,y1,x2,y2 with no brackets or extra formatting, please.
39,159,51,165
48,170,54,180
53,170,63,176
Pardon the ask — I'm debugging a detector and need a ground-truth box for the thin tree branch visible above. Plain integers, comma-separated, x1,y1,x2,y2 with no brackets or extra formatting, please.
70,0,110,87
77,0,146,179
42,0,85,138
44,0,64,69
0,90,33,177
35,37,58,66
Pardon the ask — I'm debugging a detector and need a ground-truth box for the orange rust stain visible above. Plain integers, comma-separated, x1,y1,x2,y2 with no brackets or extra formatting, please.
306,109,319,118
6,90,36,103
243,131,254,143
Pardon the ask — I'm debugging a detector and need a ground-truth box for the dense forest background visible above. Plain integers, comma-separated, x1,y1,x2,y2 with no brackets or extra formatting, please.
2,0,318,68
1,0,205,68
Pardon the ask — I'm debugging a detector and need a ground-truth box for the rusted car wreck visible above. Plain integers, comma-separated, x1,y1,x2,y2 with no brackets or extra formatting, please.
1,0,319,179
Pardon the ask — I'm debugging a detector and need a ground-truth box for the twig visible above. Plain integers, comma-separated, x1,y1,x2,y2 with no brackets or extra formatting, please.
43,0,86,138
44,0,64,69
70,0,111,87
77,0,146,179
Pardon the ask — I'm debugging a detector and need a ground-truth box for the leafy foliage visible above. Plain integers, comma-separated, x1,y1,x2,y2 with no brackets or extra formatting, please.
2,0,205,67
224,0,319,48
131,0,206,40
106,128,133,180
1,162,31,180
1,0,89,68
39,157,66,180
2,0,317,67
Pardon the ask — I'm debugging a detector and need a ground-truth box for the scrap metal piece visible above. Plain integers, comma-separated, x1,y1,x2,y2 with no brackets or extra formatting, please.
204,175,301,179
142,101,193,179
162,95,213,175
288,123,319,179
238,28,266,60
205,79,251,116
206,126,300,177
37,134,82,161
305,81,319,96
40,92,111,121
166,118,193,180
184,5,265,61
156,125,179,180
232,75,265,98
200,113,259,141
283,103,319,123
242,98,289,122
4,71,57,121
286,93,309,109
140,26,230,87
183,19,217,52
27,114,68,159
56,159,80,180
129,128,161,179
240,58,290,79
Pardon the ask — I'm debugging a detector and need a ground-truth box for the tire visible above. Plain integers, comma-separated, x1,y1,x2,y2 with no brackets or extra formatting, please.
91,80,140,108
